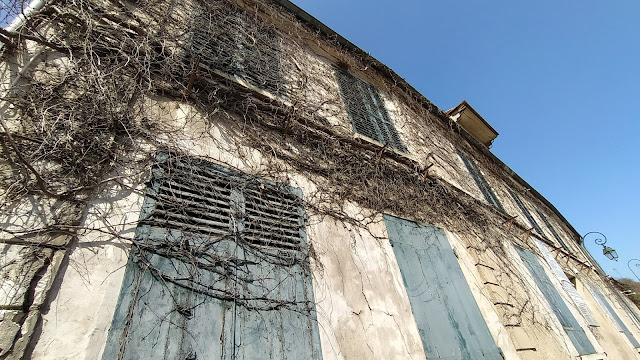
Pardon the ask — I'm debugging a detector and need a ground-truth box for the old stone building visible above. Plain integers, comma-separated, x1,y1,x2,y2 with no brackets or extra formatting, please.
1,0,640,359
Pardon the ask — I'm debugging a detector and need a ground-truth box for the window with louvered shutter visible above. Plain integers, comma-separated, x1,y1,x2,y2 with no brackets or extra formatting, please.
143,155,304,253
535,208,571,252
187,2,285,96
506,186,543,235
334,67,406,152
590,285,640,348
534,239,599,327
457,149,504,211
515,246,596,356
103,154,322,359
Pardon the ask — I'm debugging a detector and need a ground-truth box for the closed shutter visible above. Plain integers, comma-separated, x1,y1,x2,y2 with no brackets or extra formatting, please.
506,187,543,235
535,208,570,253
615,296,640,332
103,154,321,360
384,215,503,360
335,68,406,152
534,239,598,326
515,246,596,355
188,2,284,96
590,285,640,348
458,150,504,211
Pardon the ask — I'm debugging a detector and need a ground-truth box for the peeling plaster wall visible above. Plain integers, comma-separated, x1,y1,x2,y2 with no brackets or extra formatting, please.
2,1,640,359
29,184,142,360
1,94,638,360
306,210,426,360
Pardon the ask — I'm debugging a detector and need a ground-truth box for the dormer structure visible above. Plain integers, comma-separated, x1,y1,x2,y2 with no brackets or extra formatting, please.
448,100,499,147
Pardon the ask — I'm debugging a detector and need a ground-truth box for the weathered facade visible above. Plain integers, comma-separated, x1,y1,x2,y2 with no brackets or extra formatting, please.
1,0,640,359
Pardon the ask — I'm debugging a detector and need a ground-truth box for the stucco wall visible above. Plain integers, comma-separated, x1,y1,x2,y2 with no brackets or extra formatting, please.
2,0,640,359
29,184,142,359
0,92,636,360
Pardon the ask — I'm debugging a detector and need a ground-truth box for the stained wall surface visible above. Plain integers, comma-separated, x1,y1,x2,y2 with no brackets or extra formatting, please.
1,0,640,359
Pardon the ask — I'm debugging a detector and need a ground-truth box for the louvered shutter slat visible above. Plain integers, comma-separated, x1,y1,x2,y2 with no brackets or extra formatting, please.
335,67,406,152
507,187,544,235
458,150,504,211
534,239,599,327
188,3,285,96
516,246,596,355
590,286,640,348
104,155,322,359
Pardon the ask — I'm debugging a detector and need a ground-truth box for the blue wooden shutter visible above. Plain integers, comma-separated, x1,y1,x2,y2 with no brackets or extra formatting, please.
515,246,596,355
384,215,503,360
457,150,504,211
590,285,640,348
335,67,406,152
103,155,321,360
506,187,543,235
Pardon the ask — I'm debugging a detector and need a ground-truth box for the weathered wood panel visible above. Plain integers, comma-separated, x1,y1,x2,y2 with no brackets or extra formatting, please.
384,215,503,360
103,156,321,360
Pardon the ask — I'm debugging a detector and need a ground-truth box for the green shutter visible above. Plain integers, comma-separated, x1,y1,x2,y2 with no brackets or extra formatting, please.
384,215,503,359
515,246,596,355
335,67,406,152
103,154,321,359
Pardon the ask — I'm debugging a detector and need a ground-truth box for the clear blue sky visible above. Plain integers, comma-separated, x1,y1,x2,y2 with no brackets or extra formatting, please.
291,0,640,280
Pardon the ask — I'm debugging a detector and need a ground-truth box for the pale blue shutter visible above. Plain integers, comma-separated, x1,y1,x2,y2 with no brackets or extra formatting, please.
515,246,596,355
590,285,640,348
384,215,503,359
103,155,321,360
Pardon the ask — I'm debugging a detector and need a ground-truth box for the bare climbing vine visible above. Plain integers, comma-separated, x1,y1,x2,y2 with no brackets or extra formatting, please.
0,0,599,357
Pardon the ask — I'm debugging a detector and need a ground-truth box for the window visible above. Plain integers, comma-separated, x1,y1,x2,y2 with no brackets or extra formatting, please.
533,239,599,327
506,186,543,235
384,215,504,360
334,67,406,152
535,208,570,252
187,2,285,96
458,149,504,211
590,285,640,348
516,246,596,356
103,154,322,359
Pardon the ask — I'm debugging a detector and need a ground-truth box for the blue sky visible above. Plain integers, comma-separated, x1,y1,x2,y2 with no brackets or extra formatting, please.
291,0,640,279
